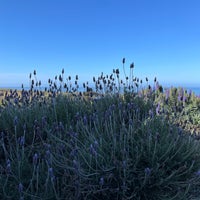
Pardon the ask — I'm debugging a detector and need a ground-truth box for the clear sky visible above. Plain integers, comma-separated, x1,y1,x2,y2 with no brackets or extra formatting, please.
0,0,200,88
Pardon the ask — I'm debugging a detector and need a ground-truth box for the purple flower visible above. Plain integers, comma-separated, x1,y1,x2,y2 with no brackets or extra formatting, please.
18,183,23,193
14,98,19,104
73,159,79,171
42,116,47,127
155,81,159,90
179,88,184,96
178,94,182,102
144,167,151,176
23,124,26,131
44,143,51,150
48,167,54,179
46,150,51,158
118,102,123,110
90,144,97,156
18,136,25,146
93,140,98,150
196,170,200,176
6,159,11,173
83,115,87,125
165,89,169,101
0,132,4,139
122,160,127,169
99,177,104,186
183,95,186,103
129,119,133,125
75,112,80,121
33,153,38,166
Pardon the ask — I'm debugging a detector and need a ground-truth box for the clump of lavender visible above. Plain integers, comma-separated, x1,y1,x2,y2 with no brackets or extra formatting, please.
0,62,200,199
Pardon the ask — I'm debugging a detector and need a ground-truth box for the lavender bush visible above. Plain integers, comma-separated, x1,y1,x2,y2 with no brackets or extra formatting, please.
0,59,200,199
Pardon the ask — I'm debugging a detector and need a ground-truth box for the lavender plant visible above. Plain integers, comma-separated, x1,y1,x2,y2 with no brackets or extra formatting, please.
0,63,200,199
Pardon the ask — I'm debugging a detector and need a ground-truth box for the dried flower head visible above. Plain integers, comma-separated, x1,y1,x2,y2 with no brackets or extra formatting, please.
59,75,63,82
116,69,119,75
130,62,134,68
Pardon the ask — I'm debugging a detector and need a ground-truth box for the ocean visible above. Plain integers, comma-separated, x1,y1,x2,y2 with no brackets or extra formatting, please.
1,86,200,96
170,87,200,97
187,87,200,96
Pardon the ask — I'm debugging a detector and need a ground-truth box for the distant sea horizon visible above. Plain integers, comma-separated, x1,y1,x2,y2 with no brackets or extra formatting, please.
1,85,200,96
183,87,200,96
163,86,200,96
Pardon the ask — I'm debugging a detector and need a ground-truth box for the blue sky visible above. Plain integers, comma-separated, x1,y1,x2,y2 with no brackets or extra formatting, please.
0,0,200,88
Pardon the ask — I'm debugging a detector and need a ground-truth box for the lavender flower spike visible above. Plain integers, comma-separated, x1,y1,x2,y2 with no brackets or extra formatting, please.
144,167,151,176
33,153,38,166
18,183,23,193
99,177,104,186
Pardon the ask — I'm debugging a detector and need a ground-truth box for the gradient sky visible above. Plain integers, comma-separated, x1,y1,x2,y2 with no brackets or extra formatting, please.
0,0,200,88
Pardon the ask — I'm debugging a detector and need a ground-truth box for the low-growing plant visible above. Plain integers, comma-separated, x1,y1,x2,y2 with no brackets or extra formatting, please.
0,59,200,199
